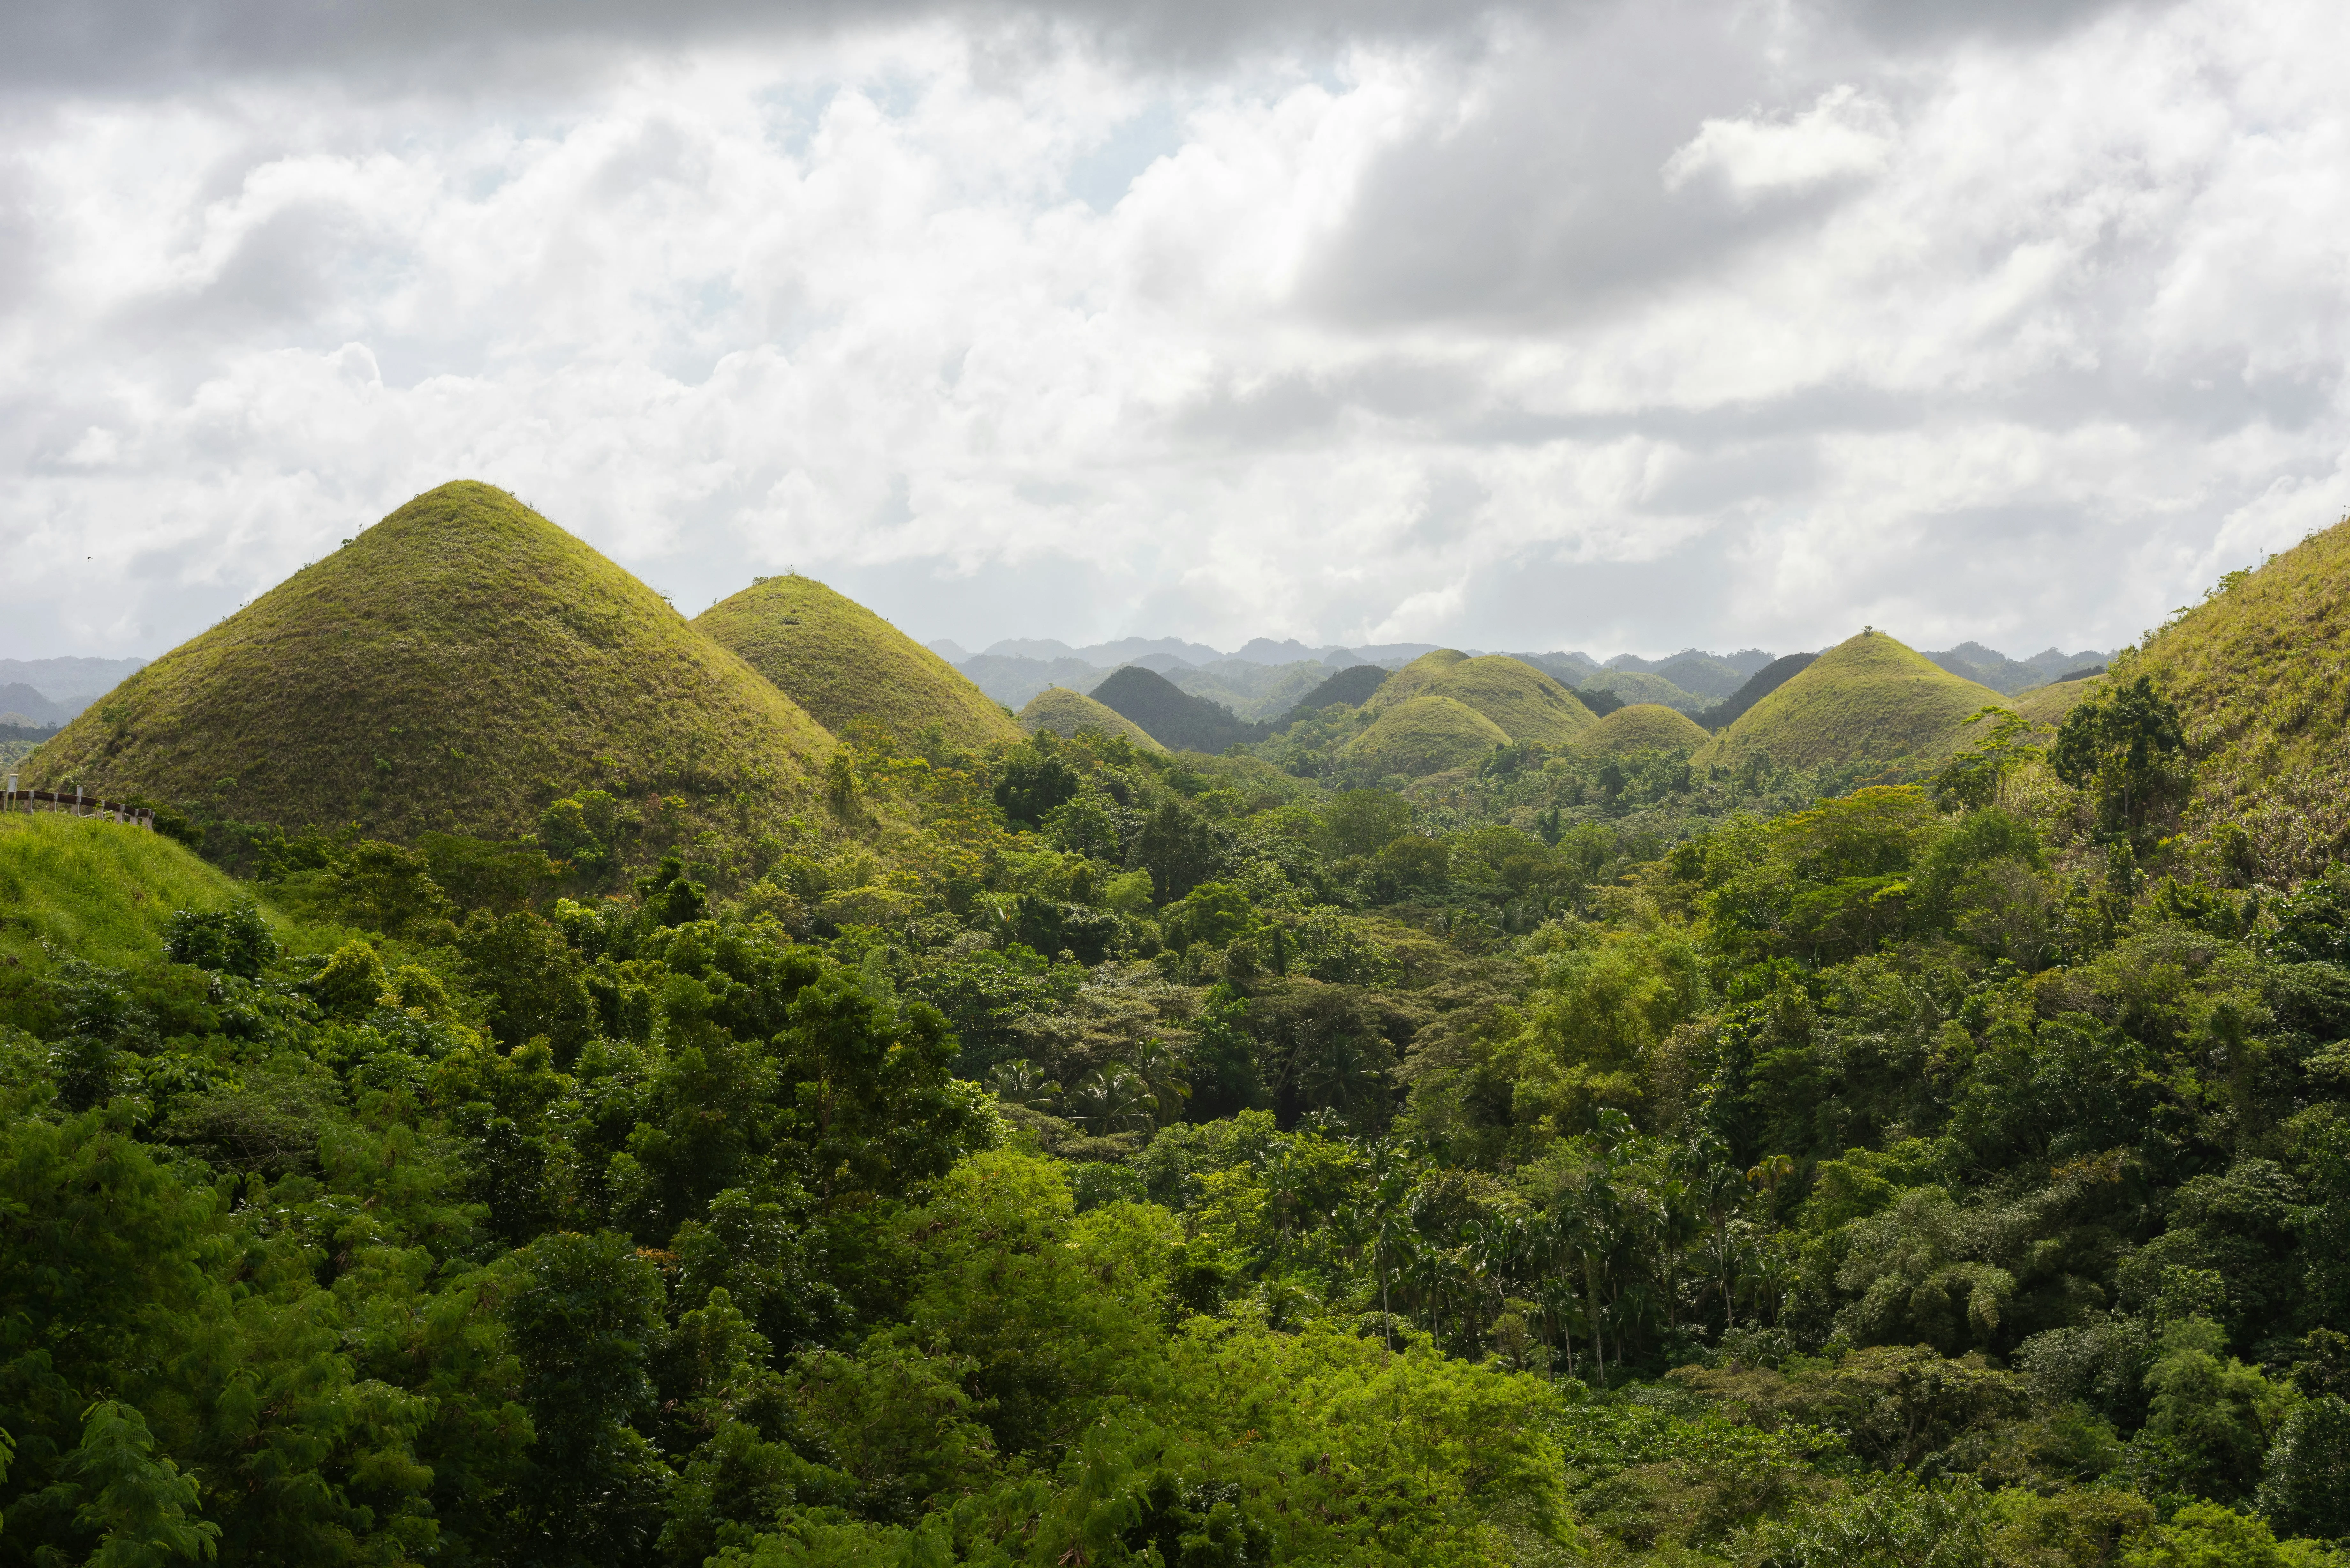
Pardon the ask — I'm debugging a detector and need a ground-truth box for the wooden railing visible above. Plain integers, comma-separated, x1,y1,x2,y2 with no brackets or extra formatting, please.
1,781,154,829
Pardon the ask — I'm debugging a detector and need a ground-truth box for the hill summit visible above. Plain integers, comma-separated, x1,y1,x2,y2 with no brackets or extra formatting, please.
1694,630,2008,774
25,482,833,840
695,575,1020,751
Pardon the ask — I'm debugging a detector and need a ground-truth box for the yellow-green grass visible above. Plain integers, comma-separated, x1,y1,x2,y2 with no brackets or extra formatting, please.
1418,656,1596,746
1576,703,1711,757
695,575,1022,750
1365,649,1471,711
1694,631,2010,773
2015,676,2104,729
24,482,833,840
1343,694,1509,777
1580,669,1702,713
2124,514,2350,877
0,813,283,972
1019,688,1167,753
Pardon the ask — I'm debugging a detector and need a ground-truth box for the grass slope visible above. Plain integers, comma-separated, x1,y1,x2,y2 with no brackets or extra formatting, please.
1420,656,1597,746
696,575,1021,750
1279,665,1388,728
0,814,282,971
1696,653,1816,732
1695,632,2009,773
1577,704,1711,757
2126,516,2350,876
1366,649,1471,711
1019,688,1167,753
1581,668,1703,713
1343,695,1508,777
2015,676,2104,728
1090,667,1267,752
24,482,832,839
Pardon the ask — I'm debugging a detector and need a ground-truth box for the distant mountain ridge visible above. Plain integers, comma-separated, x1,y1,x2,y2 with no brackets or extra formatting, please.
936,634,2107,716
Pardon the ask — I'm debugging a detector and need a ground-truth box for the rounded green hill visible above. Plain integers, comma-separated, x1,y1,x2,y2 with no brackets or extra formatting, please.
1019,687,1167,753
2126,515,2350,876
694,575,1021,750
1418,656,1596,746
25,481,834,838
1578,703,1710,757
1343,694,1508,777
1693,631,2008,773
1366,649,1471,711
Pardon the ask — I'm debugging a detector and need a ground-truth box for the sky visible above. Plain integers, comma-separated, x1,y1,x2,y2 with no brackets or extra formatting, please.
2,0,2346,662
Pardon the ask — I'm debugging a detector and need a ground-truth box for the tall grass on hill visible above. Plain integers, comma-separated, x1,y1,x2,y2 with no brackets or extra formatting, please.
0,813,281,972
24,481,833,848
1414,656,1597,747
695,574,1022,751
1695,631,2010,775
1019,688,1167,753
2127,514,2350,878
1344,694,1508,777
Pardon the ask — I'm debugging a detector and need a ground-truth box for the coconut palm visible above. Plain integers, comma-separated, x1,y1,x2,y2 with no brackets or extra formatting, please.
1124,1036,1192,1124
985,1058,1060,1112
1065,1063,1154,1135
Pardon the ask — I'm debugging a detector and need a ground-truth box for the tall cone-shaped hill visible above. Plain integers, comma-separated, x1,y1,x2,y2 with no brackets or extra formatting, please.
2124,515,2350,878
695,575,1020,750
1019,687,1167,753
1418,655,1596,745
1344,694,1508,777
1578,703,1710,757
1365,649,1471,711
1694,631,2007,773
26,482,833,838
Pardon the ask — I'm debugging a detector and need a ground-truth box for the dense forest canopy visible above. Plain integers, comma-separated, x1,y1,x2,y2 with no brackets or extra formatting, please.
4,488,2349,1568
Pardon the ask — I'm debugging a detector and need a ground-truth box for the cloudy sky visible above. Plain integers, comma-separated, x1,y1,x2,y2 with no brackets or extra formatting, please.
3,0,2345,662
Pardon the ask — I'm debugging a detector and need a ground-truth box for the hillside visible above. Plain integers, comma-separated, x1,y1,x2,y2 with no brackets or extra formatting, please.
1418,656,1596,746
2014,675,2103,728
0,812,304,973
1695,652,1816,731
1694,631,2008,773
22,482,833,841
696,575,1020,750
1278,664,1388,726
1365,649,1471,710
1577,703,1711,757
1091,666,1268,752
2126,516,2350,878
1018,686,1167,752
1646,652,1752,699
1342,694,1508,777
1580,668,1703,713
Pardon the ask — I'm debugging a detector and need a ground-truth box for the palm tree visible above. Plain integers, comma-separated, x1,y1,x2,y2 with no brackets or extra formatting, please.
1066,1064,1153,1135
1124,1036,1191,1125
986,1058,1060,1112
1747,1153,1798,1229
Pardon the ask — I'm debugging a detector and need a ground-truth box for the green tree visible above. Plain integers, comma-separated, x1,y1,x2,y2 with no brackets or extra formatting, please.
2052,674,2188,840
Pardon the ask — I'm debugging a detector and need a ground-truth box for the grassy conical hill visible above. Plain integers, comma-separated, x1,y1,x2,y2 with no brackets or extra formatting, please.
1019,688,1167,753
0,813,310,974
2123,516,2350,877
1343,695,1508,777
1694,631,2008,773
1366,649,1471,711
695,575,1020,750
1578,703,1710,757
1421,656,1596,745
24,482,833,840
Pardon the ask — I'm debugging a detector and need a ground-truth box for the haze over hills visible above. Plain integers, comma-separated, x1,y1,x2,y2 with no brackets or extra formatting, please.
936,634,2110,723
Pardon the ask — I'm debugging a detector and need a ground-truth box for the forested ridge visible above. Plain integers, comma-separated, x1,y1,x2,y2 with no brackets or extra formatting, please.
6,521,2350,1565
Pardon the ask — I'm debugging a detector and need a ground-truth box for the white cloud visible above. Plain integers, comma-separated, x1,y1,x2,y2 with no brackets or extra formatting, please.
1662,85,1894,201
2,0,2348,662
